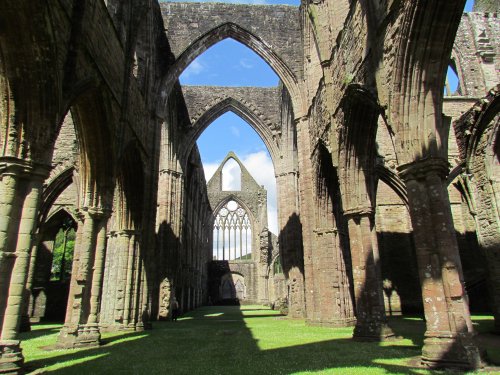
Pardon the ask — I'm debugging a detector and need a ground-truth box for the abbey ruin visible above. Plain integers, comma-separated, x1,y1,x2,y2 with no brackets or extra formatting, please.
0,0,499,373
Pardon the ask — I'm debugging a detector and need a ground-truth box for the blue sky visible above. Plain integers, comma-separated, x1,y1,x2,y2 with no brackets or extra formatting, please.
175,0,475,233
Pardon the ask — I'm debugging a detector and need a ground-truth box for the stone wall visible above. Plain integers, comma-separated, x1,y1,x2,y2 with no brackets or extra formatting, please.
452,13,500,98
161,2,302,79
206,153,275,304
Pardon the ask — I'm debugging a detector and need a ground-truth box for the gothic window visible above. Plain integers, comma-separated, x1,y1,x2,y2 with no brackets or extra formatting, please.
273,256,283,275
222,158,241,191
50,218,76,282
213,200,251,260
444,63,461,96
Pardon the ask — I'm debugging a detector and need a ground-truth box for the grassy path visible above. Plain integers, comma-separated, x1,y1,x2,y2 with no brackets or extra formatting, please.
20,305,499,374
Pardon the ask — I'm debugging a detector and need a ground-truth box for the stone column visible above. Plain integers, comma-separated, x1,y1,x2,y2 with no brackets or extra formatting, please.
0,159,49,375
275,170,305,318
19,237,40,332
122,233,136,327
57,207,109,349
345,208,393,340
399,158,483,369
85,216,108,339
310,226,356,327
295,117,317,321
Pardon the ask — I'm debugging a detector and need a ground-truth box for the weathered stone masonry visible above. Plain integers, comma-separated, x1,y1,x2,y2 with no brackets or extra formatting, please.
0,0,499,374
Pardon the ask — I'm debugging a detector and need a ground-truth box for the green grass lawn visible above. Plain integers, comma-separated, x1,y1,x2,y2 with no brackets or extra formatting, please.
19,306,500,374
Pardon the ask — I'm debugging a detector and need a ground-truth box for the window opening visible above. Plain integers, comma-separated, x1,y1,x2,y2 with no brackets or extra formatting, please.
213,200,251,260
222,158,241,191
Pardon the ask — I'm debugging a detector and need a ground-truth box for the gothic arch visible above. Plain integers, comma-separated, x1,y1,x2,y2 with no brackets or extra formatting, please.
159,22,304,117
70,86,116,209
374,164,409,208
466,91,500,166
39,167,76,224
44,208,77,232
181,97,279,169
113,141,146,230
212,194,256,229
389,1,465,163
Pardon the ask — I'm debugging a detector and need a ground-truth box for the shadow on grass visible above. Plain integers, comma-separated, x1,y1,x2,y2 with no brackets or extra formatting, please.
20,307,498,374
386,316,425,347
20,325,62,341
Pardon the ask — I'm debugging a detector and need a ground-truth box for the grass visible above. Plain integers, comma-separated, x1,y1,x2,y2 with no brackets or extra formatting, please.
19,307,500,374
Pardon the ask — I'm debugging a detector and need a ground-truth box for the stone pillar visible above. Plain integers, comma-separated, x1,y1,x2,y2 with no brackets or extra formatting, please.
275,170,305,318
19,237,40,332
295,117,316,321
85,217,108,340
309,226,356,327
122,233,136,328
0,159,49,375
57,208,109,349
345,209,393,340
399,158,483,369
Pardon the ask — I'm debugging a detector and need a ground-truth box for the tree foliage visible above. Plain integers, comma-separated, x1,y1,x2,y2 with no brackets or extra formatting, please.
50,227,76,282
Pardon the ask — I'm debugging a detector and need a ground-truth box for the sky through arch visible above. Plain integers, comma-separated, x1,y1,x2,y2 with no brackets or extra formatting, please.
173,0,475,235
198,112,278,234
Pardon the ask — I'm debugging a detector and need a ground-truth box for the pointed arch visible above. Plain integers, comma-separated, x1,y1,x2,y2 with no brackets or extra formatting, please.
40,167,76,224
221,158,241,191
212,194,256,227
113,140,146,231
375,164,409,209
159,22,304,117
389,1,465,163
212,196,254,261
70,86,116,209
181,97,279,168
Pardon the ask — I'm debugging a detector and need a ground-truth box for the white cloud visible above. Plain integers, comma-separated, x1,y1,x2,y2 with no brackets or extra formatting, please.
221,159,241,190
240,151,278,234
230,126,241,137
239,58,254,69
203,162,219,181
203,151,278,234
182,59,205,78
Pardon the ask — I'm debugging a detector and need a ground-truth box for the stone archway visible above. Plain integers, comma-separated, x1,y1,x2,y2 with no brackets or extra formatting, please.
180,97,280,167
158,22,304,118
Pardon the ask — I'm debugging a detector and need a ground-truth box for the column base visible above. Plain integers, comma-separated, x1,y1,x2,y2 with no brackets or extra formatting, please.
353,321,395,341
99,322,145,333
306,317,357,328
57,324,101,349
0,341,23,375
421,333,485,370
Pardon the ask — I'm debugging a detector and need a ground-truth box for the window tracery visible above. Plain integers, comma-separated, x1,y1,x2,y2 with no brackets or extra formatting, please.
213,200,251,260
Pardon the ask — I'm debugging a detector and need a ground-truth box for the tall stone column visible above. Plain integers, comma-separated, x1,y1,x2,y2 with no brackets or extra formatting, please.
310,226,355,327
345,209,393,340
85,216,108,339
0,159,49,375
295,117,317,321
19,237,40,332
122,232,136,328
399,158,483,369
275,170,305,318
57,207,109,349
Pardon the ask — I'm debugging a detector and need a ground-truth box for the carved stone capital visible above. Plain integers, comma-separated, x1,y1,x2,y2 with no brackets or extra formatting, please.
313,227,338,236
0,156,51,181
159,168,183,178
343,206,374,219
397,157,449,182
80,206,112,220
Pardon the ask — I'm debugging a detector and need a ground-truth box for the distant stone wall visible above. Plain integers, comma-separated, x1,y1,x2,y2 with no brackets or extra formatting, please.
161,2,303,79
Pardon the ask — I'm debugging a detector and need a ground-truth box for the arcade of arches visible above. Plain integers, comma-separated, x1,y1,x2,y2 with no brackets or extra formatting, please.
0,0,499,373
